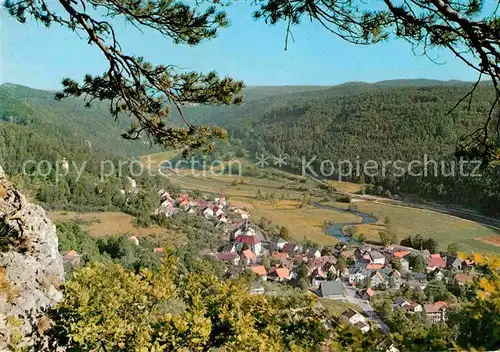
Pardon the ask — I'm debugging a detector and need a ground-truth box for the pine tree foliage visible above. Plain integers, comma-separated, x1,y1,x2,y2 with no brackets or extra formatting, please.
4,0,244,153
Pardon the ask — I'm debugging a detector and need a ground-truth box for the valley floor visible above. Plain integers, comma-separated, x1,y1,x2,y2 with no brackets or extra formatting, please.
142,151,500,254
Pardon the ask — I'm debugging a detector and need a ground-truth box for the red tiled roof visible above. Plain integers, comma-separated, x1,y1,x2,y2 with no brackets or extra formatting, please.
216,252,239,261
393,251,410,258
427,257,446,268
367,263,384,270
434,301,448,308
63,250,79,260
250,265,267,276
268,267,290,279
430,253,442,259
455,273,474,283
235,235,260,245
271,252,288,260
242,249,256,260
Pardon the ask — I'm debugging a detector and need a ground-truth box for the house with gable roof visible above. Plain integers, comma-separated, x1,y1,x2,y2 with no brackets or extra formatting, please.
369,250,386,265
241,249,257,265
341,308,370,333
445,255,462,270
216,252,240,265
319,281,345,299
349,267,370,285
267,266,291,282
282,243,300,255
269,236,288,251
424,302,447,324
426,254,446,272
62,250,81,265
250,265,268,280
235,235,262,256
369,271,386,288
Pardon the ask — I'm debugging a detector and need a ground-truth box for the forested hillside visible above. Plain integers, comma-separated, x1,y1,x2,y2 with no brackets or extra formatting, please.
0,83,153,156
181,81,500,216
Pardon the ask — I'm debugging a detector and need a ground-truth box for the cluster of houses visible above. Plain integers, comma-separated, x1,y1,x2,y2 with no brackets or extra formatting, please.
155,189,231,223
211,224,479,331
59,189,479,333
346,245,476,291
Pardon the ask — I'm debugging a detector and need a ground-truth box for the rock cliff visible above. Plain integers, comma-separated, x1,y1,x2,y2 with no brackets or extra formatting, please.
0,167,64,350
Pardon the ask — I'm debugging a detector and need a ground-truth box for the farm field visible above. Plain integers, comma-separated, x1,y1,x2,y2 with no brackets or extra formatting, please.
352,202,500,254
327,180,364,194
48,211,186,246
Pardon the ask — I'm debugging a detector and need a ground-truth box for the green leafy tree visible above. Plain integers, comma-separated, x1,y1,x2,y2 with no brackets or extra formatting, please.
446,243,459,257
297,262,310,290
279,225,290,240
411,254,427,273
379,231,391,246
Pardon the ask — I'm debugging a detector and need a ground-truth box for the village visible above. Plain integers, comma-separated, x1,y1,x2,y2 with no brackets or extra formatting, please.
61,188,480,335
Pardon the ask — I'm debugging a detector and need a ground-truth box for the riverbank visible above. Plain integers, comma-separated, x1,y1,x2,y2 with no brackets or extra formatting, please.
313,201,378,243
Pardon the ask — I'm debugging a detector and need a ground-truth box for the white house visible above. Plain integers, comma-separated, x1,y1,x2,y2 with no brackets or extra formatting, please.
235,235,262,256
202,207,214,218
349,268,369,284
218,214,228,223
341,308,370,333
369,251,386,265
269,237,288,251
213,206,224,217
156,200,176,217
215,197,227,207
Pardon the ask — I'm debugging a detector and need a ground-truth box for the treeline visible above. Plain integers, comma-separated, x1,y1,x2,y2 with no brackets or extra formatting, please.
0,123,177,215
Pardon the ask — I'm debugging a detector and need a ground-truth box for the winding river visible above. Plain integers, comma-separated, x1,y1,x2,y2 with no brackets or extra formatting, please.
312,201,378,243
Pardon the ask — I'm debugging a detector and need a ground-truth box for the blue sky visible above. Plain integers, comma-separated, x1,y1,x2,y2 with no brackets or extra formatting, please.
1,2,478,89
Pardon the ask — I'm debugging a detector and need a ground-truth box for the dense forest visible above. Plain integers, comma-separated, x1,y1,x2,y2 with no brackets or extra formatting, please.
178,81,500,216
0,86,179,216
0,83,153,156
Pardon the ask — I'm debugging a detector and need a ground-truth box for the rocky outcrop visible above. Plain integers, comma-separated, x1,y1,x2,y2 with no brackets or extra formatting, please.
0,167,64,350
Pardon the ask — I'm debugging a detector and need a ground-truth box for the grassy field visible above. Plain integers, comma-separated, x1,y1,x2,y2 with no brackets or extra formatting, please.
48,211,186,246
318,298,363,317
352,202,500,254
327,180,364,194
